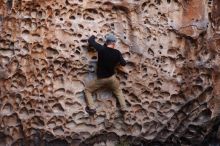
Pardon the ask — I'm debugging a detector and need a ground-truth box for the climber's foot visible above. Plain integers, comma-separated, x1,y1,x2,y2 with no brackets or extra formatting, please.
85,106,96,115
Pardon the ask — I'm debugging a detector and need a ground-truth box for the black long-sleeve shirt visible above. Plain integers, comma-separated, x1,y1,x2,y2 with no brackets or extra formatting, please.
88,35,126,78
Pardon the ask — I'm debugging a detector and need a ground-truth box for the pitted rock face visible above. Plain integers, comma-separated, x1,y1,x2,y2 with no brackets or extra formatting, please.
0,0,220,145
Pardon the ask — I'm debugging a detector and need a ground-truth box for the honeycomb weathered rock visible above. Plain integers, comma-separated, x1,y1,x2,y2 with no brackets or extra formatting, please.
0,0,220,145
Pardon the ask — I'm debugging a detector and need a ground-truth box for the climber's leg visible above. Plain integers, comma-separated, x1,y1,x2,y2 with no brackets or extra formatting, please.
84,78,106,114
109,75,126,111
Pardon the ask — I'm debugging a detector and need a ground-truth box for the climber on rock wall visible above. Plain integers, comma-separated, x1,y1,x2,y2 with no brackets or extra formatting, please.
84,33,127,115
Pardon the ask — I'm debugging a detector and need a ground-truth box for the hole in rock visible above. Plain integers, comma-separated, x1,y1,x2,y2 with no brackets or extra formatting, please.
132,123,142,135
29,109,35,115
170,94,186,104
12,73,27,87
80,39,87,43
53,126,64,135
194,109,212,123
75,50,80,55
148,48,154,56
192,85,203,96
155,0,162,5
60,44,66,48
46,47,59,57
2,103,13,115
52,103,64,113
3,114,19,126
66,120,76,129
112,5,129,13
31,116,44,127
78,24,84,29
55,9,60,16
86,9,98,14
48,121,56,128
149,101,161,110
7,0,13,9
160,101,171,111
161,91,170,98
19,107,28,118
69,15,75,20
22,30,30,34
85,16,94,21
129,93,141,103
70,102,82,110
141,2,148,10
199,86,213,102
77,34,82,38
38,11,43,18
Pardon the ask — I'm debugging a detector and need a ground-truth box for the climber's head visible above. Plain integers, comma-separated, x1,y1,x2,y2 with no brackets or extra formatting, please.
105,33,117,49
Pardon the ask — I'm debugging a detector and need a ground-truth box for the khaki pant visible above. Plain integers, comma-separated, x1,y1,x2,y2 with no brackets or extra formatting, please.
84,75,126,110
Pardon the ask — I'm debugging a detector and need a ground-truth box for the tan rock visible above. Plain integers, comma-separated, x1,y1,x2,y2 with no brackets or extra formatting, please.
0,0,219,145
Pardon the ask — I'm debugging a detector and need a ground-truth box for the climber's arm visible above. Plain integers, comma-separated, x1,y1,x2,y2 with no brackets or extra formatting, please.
88,35,103,52
119,52,126,66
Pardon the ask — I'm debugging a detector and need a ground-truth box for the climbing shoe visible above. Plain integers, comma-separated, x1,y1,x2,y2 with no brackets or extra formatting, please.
85,106,96,115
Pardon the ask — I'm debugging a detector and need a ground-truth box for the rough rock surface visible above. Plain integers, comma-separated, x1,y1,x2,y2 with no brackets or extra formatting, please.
0,0,220,145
